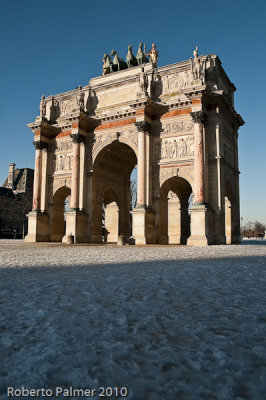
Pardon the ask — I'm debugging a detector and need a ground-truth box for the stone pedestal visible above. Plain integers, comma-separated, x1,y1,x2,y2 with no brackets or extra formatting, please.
25,211,50,242
62,210,88,243
105,202,119,243
187,205,209,246
168,196,181,244
131,206,155,245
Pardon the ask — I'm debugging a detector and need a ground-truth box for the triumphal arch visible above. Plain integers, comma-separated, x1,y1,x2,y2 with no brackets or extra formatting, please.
25,44,244,245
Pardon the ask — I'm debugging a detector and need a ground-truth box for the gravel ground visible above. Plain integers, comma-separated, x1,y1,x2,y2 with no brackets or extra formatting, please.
0,240,266,400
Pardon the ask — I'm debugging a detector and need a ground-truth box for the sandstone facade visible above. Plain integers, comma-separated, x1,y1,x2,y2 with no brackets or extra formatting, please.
25,52,244,245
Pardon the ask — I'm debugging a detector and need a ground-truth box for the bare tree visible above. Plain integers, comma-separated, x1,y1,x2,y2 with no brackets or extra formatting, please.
130,178,137,210
241,221,266,238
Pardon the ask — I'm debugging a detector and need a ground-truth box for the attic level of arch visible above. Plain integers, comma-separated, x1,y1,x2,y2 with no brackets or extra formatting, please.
29,53,243,140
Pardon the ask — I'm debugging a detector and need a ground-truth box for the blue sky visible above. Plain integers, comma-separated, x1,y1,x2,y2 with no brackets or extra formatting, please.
0,0,265,224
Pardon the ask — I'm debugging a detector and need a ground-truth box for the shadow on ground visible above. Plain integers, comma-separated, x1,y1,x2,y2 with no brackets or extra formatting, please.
0,255,265,399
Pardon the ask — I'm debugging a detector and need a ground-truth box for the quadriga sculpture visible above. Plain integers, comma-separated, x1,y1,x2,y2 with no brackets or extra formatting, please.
136,42,149,66
110,50,127,71
102,53,113,75
126,44,138,68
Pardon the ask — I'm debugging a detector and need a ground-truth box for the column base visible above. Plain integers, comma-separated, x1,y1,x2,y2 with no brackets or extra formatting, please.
131,206,155,245
226,235,232,245
62,210,89,243
24,211,50,242
187,235,208,246
187,205,210,247
168,235,181,245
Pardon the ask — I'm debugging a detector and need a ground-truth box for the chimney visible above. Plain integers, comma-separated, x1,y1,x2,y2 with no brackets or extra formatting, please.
8,163,16,189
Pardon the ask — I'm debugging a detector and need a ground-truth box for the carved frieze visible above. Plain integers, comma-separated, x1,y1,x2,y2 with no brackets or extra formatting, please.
161,120,194,137
53,140,73,152
59,98,78,116
54,153,73,172
161,70,192,94
159,136,194,160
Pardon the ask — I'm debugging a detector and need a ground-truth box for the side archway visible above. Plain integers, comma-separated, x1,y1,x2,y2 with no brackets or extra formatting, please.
159,176,192,244
50,186,71,242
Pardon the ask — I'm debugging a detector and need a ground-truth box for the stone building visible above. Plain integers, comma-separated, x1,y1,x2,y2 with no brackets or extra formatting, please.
0,164,34,238
25,46,244,245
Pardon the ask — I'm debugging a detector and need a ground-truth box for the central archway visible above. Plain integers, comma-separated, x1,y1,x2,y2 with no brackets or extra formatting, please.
91,141,137,243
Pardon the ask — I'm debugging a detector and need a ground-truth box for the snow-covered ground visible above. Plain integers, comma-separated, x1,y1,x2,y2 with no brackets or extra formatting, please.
0,240,265,400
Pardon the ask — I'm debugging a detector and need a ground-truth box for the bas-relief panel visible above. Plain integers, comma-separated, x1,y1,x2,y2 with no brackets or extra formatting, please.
161,120,194,137
161,70,193,94
155,136,194,160
54,154,73,173
50,139,73,175
58,98,78,116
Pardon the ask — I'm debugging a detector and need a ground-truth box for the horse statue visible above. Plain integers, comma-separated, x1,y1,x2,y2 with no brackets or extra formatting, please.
136,42,149,66
102,53,113,75
126,44,138,68
110,50,127,71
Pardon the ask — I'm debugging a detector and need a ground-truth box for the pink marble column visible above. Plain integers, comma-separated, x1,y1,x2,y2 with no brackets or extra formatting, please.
191,111,206,204
135,121,151,207
32,141,47,211
70,133,84,210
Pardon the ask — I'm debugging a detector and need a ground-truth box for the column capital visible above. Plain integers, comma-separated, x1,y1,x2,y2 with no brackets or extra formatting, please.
70,133,85,143
135,121,151,134
32,140,49,150
190,111,207,125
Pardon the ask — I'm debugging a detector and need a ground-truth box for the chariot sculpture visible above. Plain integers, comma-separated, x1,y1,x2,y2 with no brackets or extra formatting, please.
102,43,158,75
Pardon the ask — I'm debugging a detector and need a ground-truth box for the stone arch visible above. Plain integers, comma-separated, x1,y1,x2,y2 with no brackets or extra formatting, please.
160,168,194,192
159,176,192,244
90,141,137,243
52,180,71,196
92,132,137,164
50,186,71,242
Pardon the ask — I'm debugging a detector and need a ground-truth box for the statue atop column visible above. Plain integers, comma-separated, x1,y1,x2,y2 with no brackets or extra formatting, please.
39,95,46,119
137,67,148,97
77,85,85,110
191,46,206,84
147,43,159,68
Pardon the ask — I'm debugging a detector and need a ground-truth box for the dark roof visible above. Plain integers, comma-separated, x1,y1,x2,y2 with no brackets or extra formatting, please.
2,168,34,192
0,187,16,199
